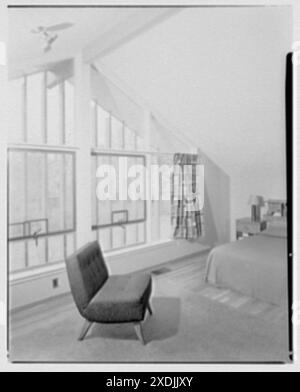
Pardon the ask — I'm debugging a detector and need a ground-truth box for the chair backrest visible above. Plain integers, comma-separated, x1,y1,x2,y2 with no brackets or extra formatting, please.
65,241,108,316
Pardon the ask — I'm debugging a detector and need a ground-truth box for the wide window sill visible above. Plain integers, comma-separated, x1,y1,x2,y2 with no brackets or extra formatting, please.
10,238,209,284
9,238,182,284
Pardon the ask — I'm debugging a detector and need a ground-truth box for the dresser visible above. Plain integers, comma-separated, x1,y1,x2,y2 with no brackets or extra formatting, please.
236,217,267,240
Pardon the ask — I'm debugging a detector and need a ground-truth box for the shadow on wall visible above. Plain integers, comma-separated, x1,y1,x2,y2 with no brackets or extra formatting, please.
198,148,231,247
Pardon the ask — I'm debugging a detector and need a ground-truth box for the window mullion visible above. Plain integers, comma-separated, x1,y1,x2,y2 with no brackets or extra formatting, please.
94,101,98,147
121,121,124,150
108,112,112,149
60,82,66,145
23,76,27,143
44,153,49,263
42,72,47,144
24,150,29,267
62,153,67,259
134,131,137,151
95,154,100,245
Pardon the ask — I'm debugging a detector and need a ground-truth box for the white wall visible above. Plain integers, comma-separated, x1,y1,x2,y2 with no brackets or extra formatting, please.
10,240,208,310
100,6,292,240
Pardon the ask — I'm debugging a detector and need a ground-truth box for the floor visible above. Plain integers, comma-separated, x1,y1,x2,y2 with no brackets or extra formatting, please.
9,252,290,363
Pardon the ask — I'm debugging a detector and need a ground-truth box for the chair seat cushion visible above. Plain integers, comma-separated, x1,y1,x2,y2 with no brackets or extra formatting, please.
84,272,152,323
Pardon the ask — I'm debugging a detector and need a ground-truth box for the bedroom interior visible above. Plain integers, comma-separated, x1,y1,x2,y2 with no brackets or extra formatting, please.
5,4,294,363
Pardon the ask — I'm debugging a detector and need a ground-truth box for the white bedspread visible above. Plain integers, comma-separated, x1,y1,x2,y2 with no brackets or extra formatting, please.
205,234,288,305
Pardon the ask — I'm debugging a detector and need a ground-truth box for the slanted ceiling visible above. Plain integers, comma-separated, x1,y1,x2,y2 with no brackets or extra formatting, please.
98,6,292,176
8,6,293,172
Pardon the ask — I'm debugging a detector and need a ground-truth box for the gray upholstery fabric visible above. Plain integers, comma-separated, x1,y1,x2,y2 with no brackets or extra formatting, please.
65,241,152,324
84,273,152,323
65,241,108,316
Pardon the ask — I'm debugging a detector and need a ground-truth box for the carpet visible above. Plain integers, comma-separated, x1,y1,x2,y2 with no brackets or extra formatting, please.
9,271,290,363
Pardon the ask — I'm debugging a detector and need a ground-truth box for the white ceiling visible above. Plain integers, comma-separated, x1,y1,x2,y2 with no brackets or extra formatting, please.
98,6,292,175
8,7,135,75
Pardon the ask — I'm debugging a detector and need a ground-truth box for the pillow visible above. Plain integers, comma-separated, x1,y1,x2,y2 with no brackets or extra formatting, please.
262,219,287,238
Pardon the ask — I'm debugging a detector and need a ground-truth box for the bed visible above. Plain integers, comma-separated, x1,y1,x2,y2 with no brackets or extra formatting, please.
205,219,288,306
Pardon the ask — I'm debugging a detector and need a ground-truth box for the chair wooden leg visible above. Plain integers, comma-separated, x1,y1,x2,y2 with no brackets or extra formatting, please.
78,320,93,341
147,302,153,315
134,322,145,345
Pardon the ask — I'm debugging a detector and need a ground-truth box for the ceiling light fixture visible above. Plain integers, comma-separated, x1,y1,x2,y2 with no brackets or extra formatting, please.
31,23,74,53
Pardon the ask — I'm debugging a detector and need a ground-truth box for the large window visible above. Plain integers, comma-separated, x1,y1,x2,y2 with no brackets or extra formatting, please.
91,102,147,251
91,152,146,252
8,71,75,146
8,71,76,272
8,68,175,271
8,149,76,272
91,100,138,152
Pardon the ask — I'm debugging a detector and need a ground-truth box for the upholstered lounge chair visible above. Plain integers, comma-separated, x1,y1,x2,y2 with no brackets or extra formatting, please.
65,241,153,344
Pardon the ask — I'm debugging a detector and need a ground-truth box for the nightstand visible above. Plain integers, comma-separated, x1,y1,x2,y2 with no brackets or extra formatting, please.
266,199,287,217
236,218,267,240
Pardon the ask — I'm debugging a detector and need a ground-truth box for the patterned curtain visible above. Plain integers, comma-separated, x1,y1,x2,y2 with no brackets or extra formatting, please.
171,153,204,240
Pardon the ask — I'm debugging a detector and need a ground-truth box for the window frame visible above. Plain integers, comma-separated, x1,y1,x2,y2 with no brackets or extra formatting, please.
91,150,147,231
8,147,77,243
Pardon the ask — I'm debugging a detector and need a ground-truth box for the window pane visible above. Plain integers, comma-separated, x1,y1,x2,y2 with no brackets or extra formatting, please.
47,83,61,145
96,105,110,148
124,126,136,150
9,241,26,272
48,235,64,262
136,135,144,151
64,154,75,230
8,78,23,143
158,155,172,240
136,200,146,220
137,222,145,243
64,80,74,145
92,153,146,251
27,73,43,144
112,226,125,249
93,155,112,226
9,151,26,232
27,238,46,268
8,74,75,147
111,115,123,150
47,153,64,232
8,150,75,272
110,155,124,224
160,201,171,240
92,154,145,227
27,152,46,223
91,100,97,146
91,153,97,225
9,150,75,240
66,232,75,257
127,156,146,221
125,224,138,246
98,228,111,252
151,200,160,242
